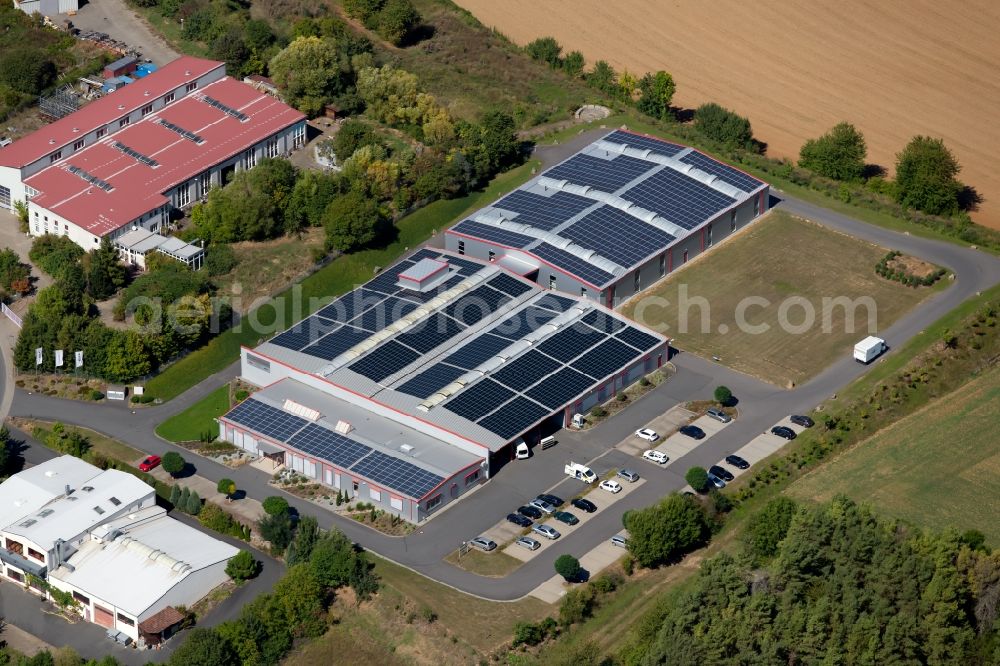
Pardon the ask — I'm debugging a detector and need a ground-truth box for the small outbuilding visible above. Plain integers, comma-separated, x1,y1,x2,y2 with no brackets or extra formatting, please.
103,56,138,80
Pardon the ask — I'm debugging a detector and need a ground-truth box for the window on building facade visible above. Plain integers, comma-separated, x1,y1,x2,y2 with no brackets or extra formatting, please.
683,249,689,264
390,497,403,511
659,254,666,277
754,195,760,216
730,209,737,231
197,171,211,199
176,185,190,208
141,103,153,116
369,488,381,502
243,149,256,170
292,124,305,148
247,354,270,372
457,240,465,255
265,138,279,158
119,117,130,129
73,139,85,151
706,224,713,247
165,92,175,104
634,269,641,291
186,82,197,92
116,613,135,626
426,494,442,510
465,470,480,485
73,591,90,605
581,287,587,297
96,127,106,139
49,151,62,163
27,547,44,561
549,274,557,290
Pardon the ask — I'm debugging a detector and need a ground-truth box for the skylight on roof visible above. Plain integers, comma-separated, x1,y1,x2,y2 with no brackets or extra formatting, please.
111,141,159,168
201,95,249,122
67,165,113,192
158,118,204,144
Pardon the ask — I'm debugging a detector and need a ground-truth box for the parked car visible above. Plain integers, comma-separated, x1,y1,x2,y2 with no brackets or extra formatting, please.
506,513,532,528
771,425,797,440
617,468,640,483
635,428,660,442
610,535,629,548
533,524,561,540
706,472,726,489
553,510,579,525
571,497,597,513
709,465,734,482
706,408,732,423
138,455,161,472
537,493,564,508
600,479,622,494
516,536,541,551
679,425,706,439
642,449,669,464
518,505,543,520
725,454,750,470
529,498,556,514
790,414,814,428
469,537,497,552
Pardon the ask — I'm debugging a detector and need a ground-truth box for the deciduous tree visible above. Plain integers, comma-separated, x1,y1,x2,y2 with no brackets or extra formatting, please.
623,493,708,567
161,451,186,477
525,36,562,67
798,122,868,182
636,71,676,120
268,37,352,116
894,135,963,215
554,554,582,581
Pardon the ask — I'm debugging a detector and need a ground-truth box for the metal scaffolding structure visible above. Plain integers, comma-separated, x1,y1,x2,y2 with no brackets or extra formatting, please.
39,86,82,121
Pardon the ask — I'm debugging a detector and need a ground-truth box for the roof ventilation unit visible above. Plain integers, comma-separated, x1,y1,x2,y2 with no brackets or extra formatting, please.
334,420,352,435
399,444,415,455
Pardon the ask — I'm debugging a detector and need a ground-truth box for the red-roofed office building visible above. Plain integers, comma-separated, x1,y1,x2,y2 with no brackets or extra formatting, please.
0,56,306,251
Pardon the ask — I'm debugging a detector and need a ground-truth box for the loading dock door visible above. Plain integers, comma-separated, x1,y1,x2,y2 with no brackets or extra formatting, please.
94,604,115,628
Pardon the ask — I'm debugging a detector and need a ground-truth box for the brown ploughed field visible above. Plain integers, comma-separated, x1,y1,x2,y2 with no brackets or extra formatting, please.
455,0,1000,229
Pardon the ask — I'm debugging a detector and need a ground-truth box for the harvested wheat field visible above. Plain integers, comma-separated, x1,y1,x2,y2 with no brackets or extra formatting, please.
456,0,1000,229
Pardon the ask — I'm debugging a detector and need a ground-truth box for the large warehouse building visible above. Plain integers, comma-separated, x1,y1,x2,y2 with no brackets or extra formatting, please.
445,130,769,307
0,56,306,253
223,249,668,523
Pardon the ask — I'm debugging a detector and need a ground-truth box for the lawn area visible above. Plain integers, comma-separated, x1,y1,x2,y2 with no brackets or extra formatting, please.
787,364,1000,546
622,210,939,387
145,160,539,401
444,547,523,577
10,418,144,464
154,385,231,443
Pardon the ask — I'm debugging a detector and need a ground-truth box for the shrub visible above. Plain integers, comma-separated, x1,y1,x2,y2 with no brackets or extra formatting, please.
559,585,596,626
743,496,798,561
694,102,755,151
894,136,963,216
591,406,607,418
205,244,237,276
186,490,202,516
623,494,709,568
525,36,562,67
258,511,294,553
234,389,249,402
263,495,290,516
225,550,261,582
798,122,867,181
554,554,582,581
714,385,733,406
217,478,237,500
161,451,185,477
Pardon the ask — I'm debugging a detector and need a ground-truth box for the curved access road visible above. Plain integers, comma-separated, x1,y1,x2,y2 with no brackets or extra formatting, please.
8,188,1000,601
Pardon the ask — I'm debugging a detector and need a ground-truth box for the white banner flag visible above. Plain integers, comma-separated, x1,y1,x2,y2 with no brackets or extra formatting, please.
75,351,84,368
35,347,43,366
55,349,64,367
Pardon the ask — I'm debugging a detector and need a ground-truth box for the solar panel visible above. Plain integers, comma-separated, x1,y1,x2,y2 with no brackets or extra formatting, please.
396,274,465,303
67,165,113,192
571,338,641,380
533,243,616,287
451,220,535,249
408,248,444,262
299,325,371,361
111,141,158,167
365,260,415,294
316,289,385,323
490,350,561,392
443,333,513,369
443,255,488,276
444,285,511,326
225,399,308,441
604,130,685,157
269,315,341,351
201,95,249,122
581,309,627,334
444,378,515,421
477,396,549,440
348,340,420,382
394,313,464,354
679,150,763,194
545,153,652,192
533,294,578,313
616,326,662,352
350,450,444,499
625,168,735,231
349,296,419,332
487,272,533,298
560,206,674,267
491,307,557,340
525,367,595,409
492,190,594,232
536,324,606,363
396,363,467,399
288,423,371,469
158,118,203,144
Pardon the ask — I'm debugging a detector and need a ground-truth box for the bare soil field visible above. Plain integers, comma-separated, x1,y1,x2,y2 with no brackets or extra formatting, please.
455,0,1000,229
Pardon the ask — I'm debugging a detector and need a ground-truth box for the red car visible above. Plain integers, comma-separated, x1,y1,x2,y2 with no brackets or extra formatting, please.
138,455,161,472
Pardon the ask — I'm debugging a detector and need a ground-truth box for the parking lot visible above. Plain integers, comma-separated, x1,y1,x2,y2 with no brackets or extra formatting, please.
724,416,811,477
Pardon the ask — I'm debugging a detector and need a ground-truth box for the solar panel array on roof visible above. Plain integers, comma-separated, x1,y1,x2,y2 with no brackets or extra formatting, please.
288,423,371,469
443,333,513,369
537,324,607,362
349,296,419,332
679,150,763,194
225,399,307,441
67,165,113,192
202,95,249,122
158,118,203,144
604,130,685,157
525,367,594,409
112,141,158,167
581,309,627,333
300,325,371,361
492,307,557,340
396,363,467,399
616,326,662,352
315,289,383,323
444,285,511,326
269,315,340,351
477,397,549,440
451,220,534,249
534,293,578,312
561,206,674,267
493,190,593,232
490,350,561,392
351,451,444,500
627,168,735,230
444,379,514,421
573,338,642,380
349,340,420,382
533,243,616,287
366,260,415,294
395,313,465,354
546,153,651,192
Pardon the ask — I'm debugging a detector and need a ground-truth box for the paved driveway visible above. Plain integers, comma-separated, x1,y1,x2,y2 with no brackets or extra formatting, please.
71,0,180,66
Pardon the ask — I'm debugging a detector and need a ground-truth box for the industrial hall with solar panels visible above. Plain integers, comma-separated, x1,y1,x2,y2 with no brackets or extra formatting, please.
445,129,770,308
221,249,668,523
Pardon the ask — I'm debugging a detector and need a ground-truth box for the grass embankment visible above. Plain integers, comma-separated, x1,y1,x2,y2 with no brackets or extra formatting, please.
11,418,144,463
444,548,523,577
622,209,938,387
154,385,231,442
788,363,1000,545
145,161,538,401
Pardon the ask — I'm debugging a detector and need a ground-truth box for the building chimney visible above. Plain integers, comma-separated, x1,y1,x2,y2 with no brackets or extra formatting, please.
65,484,71,495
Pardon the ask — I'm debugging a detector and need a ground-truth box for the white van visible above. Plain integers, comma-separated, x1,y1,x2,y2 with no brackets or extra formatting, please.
515,440,530,459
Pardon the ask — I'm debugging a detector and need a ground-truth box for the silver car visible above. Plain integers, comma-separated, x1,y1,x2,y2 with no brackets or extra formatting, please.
529,498,556,514
516,536,541,551
610,535,628,548
469,537,497,551
706,408,732,423
617,468,640,483
532,524,561,540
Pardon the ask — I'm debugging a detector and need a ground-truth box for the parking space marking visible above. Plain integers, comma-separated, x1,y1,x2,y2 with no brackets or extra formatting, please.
717,416,811,480
650,414,731,466
616,406,695,456
527,531,630,602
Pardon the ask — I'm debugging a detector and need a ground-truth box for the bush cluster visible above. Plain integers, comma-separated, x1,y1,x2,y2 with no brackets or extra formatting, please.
875,250,947,287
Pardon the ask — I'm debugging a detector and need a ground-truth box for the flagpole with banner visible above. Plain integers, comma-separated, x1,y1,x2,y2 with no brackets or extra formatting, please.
35,347,43,372
75,350,84,369
55,349,64,370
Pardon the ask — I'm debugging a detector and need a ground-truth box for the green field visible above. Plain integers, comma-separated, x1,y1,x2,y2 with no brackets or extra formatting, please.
154,385,231,442
787,364,1000,545
623,210,938,387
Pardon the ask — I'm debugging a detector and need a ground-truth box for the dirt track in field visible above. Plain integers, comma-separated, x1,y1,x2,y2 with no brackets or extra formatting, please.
456,0,1000,229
